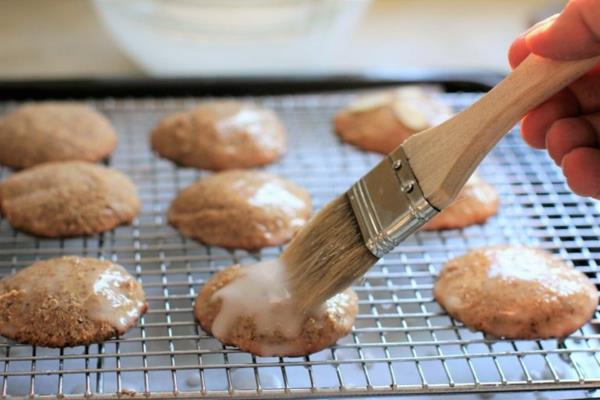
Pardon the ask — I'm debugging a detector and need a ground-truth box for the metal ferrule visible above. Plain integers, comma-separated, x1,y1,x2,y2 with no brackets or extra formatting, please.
348,146,439,258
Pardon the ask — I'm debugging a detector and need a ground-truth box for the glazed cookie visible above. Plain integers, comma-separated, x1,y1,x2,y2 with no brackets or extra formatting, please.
0,256,147,347
0,102,117,169
0,161,140,237
334,86,453,154
195,260,358,356
151,100,286,170
168,170,311,250
422,173,499,231
434,246,598,339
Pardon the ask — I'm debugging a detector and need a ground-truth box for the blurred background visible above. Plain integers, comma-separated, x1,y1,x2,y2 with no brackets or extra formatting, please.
0,0,566,80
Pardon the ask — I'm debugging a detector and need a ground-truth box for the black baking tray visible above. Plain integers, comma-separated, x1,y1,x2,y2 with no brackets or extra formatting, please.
0,70,503,100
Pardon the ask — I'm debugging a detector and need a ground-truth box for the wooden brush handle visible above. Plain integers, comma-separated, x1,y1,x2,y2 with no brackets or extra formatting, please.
401,53,600,209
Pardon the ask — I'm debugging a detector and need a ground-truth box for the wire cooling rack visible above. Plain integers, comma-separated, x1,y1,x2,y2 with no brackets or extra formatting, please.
0,91,599,399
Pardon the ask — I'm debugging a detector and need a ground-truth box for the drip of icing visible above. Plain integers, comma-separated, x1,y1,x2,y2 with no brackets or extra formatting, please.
323,290,356,327
211,260,306,340
89,265,146,330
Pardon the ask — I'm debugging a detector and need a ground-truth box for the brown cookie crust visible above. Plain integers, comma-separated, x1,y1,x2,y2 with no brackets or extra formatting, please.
151,100,286,170
195,264,358,356
334,87,453,154
422,173,499,231
335,105,413,154
0,256,147,347
0,161,140,237
0,102,117,169
434,246,598,339
168,170,311,250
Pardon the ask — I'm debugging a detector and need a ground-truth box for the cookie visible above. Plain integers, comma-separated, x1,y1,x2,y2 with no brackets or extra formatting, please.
434,246,598,339
0,256,147,347
334,86,453,154
168,170,311,250
0,102,117,169
151,100,286,170
0,161,140,237
422,173,499,231
195,260,358,356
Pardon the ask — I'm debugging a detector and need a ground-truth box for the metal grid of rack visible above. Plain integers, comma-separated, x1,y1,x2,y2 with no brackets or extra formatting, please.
0,91,598,399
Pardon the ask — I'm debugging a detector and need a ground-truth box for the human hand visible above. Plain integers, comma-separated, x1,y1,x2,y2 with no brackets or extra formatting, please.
508,0,600,199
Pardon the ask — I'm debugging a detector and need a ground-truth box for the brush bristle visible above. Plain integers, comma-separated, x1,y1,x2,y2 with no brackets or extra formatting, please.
282,194,379,311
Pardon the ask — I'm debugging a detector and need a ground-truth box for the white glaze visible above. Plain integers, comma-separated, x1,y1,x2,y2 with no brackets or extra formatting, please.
392,87,453,130
230,175,309,231
347,86,453,131
248,181,308,227
391,100,429,131
89,265,147,330
217,107,282,150
210,259,355,356
347,92,393,113
486,247,588,298
211,260,303,340
221,108,264,129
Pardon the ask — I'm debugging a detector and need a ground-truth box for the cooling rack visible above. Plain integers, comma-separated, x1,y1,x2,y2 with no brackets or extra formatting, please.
0,90,599,399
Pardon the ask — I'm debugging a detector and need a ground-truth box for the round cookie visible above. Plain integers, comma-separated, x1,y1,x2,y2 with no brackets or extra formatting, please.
168,170,311,250
434,246,598,339
422,173,499,231
0,161,140,238
195,260,358,356
0,102,117,169
0,256,147,347
151,100,286,170
334,86,453,154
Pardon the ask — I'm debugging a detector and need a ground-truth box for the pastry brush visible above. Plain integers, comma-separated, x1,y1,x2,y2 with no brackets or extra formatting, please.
282,53,600,311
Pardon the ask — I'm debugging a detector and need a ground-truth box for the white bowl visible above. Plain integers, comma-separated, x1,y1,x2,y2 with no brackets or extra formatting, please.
93,0,371,76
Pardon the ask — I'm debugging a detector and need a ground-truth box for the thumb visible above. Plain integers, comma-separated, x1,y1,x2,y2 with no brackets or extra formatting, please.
526,0,600,60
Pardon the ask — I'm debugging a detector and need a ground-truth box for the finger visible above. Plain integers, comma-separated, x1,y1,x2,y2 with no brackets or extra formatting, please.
588,63,600,75
520,89,581,149
561,147,600,198
527,0,600,60
520,73,600,149
568,70,600,113
508,14,559,68
508,36,531,69
546,114,600,164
